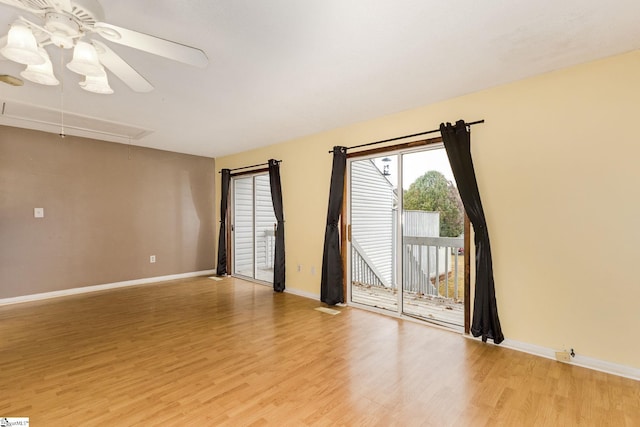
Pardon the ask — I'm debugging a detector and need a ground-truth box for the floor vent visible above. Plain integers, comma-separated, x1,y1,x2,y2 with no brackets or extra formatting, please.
315,307,341,315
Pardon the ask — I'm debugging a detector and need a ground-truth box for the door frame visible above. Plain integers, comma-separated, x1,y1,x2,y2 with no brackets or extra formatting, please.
343,137,470,333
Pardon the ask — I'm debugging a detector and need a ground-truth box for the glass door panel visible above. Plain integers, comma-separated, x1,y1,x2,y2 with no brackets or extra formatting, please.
349,155,398,312
254,174,276,282
401,148,465,328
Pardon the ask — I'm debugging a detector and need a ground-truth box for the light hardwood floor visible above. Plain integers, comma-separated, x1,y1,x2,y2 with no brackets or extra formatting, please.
0,276,638,426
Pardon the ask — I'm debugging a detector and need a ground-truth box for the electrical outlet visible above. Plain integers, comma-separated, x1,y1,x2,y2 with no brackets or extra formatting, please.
150,255,156,263
310,266,316,276
555,351,571,362
34,208,44,218
297,264,302,272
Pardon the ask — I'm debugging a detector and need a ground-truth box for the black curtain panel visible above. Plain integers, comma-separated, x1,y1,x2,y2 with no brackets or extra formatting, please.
216,168,231,276
440,120,504,344
268,159,286,292
320,146,347,305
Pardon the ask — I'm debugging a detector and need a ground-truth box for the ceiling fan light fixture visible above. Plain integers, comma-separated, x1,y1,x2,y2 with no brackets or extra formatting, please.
44,12,80,49
50,33,75,49
0,22,46,66
20,48,60,86
66,41,103,76
79,70,113,94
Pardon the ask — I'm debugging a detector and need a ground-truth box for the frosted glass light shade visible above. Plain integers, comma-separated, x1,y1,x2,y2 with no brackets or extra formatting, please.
0,23,45,65
20,48,59,86
79,68,113,94
67,41,103,76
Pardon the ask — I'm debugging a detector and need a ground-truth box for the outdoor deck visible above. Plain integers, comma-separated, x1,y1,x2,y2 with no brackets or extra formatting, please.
351,282,464,329
350,232,465,330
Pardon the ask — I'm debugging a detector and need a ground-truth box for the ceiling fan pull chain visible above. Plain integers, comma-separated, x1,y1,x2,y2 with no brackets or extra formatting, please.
59,49,65,138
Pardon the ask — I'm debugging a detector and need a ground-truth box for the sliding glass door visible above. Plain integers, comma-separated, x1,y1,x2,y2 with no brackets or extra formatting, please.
348,145,466,330
232,173,276,283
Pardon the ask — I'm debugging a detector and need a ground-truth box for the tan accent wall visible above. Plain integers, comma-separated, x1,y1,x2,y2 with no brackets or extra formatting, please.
216,50,640,369
0,126,216,298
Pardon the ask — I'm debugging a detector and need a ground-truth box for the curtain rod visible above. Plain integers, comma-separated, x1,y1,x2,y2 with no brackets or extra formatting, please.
328,119,484,153
219,160,282,173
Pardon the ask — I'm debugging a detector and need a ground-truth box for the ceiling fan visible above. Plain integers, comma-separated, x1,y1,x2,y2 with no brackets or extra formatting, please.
0,0,208,94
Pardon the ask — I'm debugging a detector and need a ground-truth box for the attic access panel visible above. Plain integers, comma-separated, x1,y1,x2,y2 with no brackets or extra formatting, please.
1,100,153,142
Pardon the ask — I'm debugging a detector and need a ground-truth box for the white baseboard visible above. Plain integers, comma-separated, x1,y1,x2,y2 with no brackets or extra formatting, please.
284,287,320,301
465,335,640,381
0,270,216,306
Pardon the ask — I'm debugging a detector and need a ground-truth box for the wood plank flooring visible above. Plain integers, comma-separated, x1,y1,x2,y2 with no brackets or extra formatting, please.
0,276,638,426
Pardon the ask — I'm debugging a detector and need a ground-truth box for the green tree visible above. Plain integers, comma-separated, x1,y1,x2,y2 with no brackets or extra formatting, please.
403,170,464,237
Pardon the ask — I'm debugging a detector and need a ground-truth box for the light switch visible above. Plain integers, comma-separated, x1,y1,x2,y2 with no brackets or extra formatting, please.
34,208,44,218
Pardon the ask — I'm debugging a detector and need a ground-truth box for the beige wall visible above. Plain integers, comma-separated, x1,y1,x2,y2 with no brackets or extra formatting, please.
0,126,216,299
216,50,640,369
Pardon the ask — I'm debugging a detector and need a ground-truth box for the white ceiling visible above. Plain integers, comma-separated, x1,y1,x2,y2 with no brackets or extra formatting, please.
1,0,639,158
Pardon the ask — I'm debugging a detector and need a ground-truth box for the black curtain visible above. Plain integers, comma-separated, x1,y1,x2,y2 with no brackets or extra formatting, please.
320,146,347,305
440,120,504,344
216,169,231,276
268,159,286,292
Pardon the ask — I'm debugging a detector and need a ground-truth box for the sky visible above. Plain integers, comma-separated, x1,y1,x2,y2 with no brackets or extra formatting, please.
372,146,456,190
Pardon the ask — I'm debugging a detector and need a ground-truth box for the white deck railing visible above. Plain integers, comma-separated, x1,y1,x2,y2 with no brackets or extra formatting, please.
351,238,389,287
403,236,463,300
352,235,464,301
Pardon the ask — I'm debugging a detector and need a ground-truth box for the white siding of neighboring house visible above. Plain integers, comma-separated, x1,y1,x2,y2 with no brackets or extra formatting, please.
403,210,448,282
404,211,439,238
232,174,276,280
350,159,395,285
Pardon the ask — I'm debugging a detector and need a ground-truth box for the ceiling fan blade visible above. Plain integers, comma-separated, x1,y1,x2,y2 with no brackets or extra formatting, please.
0,0,24,9
0,0,44,14
93,22,208,68
50,0,72,12
1,74,24,86
91,39,154,93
